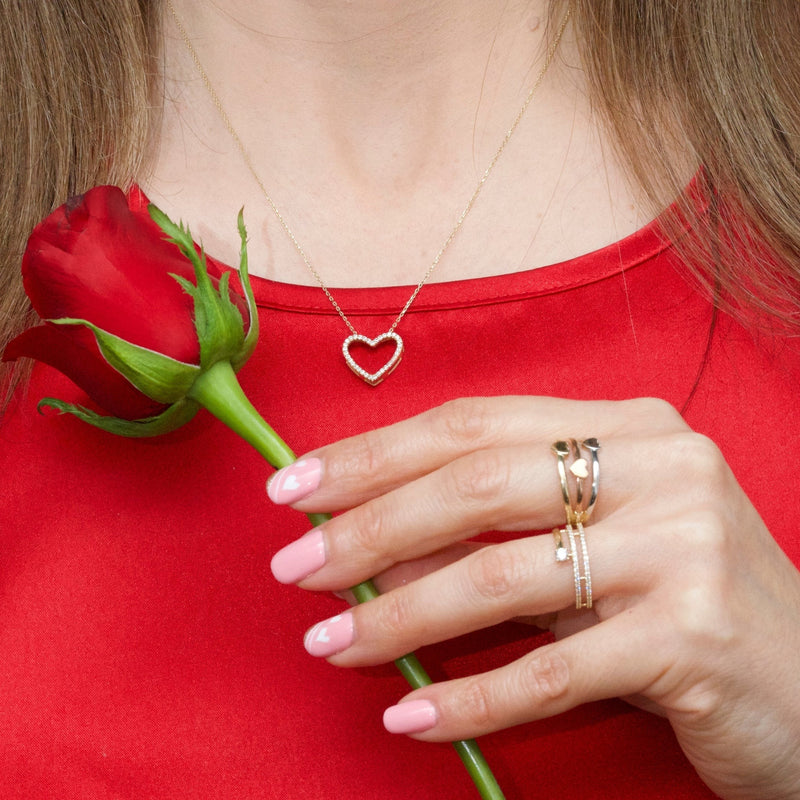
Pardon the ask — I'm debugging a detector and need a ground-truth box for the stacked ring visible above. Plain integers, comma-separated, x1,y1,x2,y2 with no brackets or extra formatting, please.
551,438,601,609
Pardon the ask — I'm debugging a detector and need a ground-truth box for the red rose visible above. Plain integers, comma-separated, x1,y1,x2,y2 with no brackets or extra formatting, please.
3,184,250,422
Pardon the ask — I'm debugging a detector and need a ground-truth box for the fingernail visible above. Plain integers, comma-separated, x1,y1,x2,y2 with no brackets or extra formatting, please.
304,611,354,657
383,700,438,734
267,458,322,504
270,530,326,584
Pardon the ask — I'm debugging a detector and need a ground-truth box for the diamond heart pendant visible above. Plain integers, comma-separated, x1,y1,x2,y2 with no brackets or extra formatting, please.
342,331,404,386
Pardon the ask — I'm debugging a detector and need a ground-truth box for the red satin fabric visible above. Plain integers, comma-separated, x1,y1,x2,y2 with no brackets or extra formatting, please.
1,189,798,799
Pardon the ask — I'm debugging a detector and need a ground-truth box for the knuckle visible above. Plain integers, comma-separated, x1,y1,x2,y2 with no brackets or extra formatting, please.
667,506,730,561
457,676,499,731
348,498,392,558
372,589,415,640
671,582,736,646
431,397,498,449
686,507,729,556
466,545,528,605
447,450,514,511
452,649,572,733
671,432,730,487
677,680,727,723
668,536,737,649
673,569,734,647
519,648,571,706
328,431,387,485
621,396,686,432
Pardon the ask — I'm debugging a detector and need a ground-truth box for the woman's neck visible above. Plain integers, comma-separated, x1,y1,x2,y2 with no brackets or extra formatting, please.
148,1,647,287
175,0,550,73
163,0,555,183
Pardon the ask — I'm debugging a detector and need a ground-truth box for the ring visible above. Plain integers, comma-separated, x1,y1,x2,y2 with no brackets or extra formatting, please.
552,522,592,608
551,438,601,525
551,438,601,610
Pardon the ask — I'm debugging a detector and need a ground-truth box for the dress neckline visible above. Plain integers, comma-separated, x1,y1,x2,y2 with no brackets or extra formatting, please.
129,184,685,314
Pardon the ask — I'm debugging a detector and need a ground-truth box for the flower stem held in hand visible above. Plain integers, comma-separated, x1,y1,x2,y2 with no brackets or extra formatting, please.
188,360,506,800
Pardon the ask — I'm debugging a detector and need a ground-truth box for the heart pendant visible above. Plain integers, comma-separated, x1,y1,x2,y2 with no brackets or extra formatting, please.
342,332,404,386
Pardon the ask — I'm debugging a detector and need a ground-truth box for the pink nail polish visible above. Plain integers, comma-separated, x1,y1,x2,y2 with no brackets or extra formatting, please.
270,530,326,584
304,611,354,657
383,700,438,734
267,458,322,504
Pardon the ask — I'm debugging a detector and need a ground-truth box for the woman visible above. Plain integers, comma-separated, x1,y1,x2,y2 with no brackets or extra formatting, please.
1,1,799,798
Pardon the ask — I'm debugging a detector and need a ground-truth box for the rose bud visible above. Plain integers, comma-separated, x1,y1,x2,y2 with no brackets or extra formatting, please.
2,184,293,468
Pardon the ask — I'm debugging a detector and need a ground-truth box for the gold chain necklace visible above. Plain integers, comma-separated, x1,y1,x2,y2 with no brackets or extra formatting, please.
167,2,571,385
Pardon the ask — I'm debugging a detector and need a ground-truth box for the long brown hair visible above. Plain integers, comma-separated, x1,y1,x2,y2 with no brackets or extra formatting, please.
570,0,800,327
2,1,799,396
0,0,160,398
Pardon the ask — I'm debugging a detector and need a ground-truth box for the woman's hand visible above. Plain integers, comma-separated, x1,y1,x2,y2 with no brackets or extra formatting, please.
267,396,800,800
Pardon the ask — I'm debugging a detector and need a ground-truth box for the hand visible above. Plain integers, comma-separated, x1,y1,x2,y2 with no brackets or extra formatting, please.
268,397,800,800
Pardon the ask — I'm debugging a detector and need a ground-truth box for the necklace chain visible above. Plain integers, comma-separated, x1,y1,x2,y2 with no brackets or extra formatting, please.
167,2,570,381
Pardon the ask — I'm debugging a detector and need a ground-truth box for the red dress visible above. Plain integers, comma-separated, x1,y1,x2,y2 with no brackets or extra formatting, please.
1,189,798,799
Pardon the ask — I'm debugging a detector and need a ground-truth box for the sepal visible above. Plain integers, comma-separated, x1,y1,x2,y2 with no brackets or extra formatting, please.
233,208,259,371
49,318,201,403
37,396,200,437
149,205,253,372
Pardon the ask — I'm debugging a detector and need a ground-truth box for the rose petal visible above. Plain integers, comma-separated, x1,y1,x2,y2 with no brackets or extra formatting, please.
21,186,203,364
3,324,166,420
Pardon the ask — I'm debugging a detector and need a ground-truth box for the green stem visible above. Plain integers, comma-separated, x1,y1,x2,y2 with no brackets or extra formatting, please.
187,361,327,525
188,360,505,799
188,361,295,466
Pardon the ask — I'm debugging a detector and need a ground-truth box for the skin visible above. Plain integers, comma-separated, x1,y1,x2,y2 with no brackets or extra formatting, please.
277,397,800,800
146,0,649,285
144,3,800,797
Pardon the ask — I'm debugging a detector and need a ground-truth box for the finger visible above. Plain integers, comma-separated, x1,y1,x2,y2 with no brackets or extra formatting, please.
370,541,481,593
332,542,481,607
379,605,669,742
269,396,686,512
301,518,649,666
272,435,650,590
375,552,574,631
